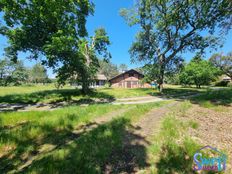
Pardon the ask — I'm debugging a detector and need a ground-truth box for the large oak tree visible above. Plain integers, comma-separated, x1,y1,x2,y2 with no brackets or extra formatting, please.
121,0,232,91
0,0,111,93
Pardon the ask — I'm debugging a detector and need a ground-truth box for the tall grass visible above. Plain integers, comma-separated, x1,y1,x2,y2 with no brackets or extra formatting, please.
0,101,167,173
0,104,128,172
192,88,232,107
147,102,201,174
22,102,168,173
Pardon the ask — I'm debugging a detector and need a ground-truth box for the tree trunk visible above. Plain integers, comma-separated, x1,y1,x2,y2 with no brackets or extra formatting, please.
158,83,163,92
158,60,165,92
81,81,89,94
81,74,91,95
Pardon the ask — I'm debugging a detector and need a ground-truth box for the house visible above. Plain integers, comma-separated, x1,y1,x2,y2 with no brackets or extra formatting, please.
109,69,151,88
90,74,107,88
72,74,107,88
222,75,231,81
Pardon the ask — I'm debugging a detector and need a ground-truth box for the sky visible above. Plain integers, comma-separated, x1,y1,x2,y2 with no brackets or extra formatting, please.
0,0,232,78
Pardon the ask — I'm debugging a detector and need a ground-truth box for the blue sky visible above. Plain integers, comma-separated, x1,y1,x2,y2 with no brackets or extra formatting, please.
0,0,232,78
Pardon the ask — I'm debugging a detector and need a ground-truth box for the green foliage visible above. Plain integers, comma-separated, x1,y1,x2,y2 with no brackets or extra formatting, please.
55,27,111,94
0,58,28,86
0,1,111,94
179,59,219,88
29,63,49,83
209,52,232,79
121,0,232,90
214,80,230,87
98,59,119,79
118,64,128,72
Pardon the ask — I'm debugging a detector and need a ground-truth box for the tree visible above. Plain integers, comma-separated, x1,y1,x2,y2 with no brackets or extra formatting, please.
179,59,219,88
191,53,203,63
118,64,128,72
141,56,184,84
209,52,232,80
0,0,111,94
55,28,111,93
30,63,49,83
0,58,28,86
121,0,232,91
98,59,119,79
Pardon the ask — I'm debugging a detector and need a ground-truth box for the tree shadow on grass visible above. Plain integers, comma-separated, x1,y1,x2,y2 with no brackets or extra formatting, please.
0,112,92,173
190,88,232,107
0,118,149,174
156,144,197,174
0,89,116,111
150,87,232,107
0,88,115,105
156,143,224,174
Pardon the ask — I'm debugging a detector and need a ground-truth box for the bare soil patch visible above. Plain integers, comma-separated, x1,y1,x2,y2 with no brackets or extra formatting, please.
181,104,232,172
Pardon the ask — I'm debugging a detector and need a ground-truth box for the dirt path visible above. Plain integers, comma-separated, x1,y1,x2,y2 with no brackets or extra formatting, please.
103,102,178,173
133,102,177,138
113,96,167,105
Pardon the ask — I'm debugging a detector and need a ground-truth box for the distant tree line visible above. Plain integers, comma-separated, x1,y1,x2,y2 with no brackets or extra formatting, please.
98,60,128,80
141,52,231,88
0,58,50,86
179,56,219,88
0,56,130,86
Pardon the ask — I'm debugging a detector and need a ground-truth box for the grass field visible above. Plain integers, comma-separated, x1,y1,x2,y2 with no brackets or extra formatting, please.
0,84,209,104
147,98,232,173
0,102,167,173
0,85,157,104
0,84,231,173
147,102,201,173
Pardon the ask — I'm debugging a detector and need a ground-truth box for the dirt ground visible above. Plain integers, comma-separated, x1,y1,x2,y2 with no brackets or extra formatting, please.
181,104,232,172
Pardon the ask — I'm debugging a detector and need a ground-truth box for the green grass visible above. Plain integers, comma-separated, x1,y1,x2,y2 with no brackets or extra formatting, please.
23,102,166,174
147,102,201,174
192,88,232,107
0,84,61,96
98,87,156,98
0,84,209,104
0,85,158,104
146,100,231,174
0,101,167,173
0,104,128,172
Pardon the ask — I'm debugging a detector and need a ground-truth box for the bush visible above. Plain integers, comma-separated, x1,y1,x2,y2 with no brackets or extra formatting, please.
228,82,232,87
214,80,229,87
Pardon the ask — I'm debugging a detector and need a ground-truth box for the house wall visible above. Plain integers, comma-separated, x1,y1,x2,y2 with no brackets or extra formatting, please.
90,80,106,88
110,72,151,88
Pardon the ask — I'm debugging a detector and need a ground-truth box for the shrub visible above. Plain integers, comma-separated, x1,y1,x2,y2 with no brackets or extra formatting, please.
214,80,229,87
227,82,232,87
